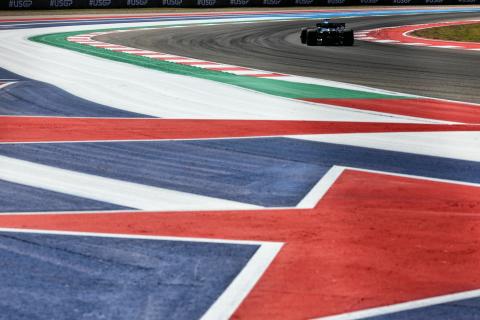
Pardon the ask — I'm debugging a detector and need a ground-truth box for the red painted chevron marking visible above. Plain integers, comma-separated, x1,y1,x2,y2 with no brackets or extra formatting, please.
2,170,480,318
303,98,480,124
2,117,480,143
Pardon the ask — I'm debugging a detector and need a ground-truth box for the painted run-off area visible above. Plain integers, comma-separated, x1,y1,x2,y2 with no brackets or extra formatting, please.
2,168,480,319
357,19,480,50
1,8,480,320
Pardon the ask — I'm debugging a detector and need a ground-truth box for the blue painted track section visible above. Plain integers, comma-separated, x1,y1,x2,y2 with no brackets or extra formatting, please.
1,137,479,208
0,140,328,207
190,137,480,183
0,179,129,213
0,68,149,117
0,231,258,320
364,297,480,320
1,8,480,30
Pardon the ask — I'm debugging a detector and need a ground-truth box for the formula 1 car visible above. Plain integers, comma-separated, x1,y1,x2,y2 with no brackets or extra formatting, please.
300,20,354,46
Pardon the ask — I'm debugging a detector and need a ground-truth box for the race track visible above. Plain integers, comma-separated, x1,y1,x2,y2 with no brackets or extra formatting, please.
1,7,480,320
96,11,480,103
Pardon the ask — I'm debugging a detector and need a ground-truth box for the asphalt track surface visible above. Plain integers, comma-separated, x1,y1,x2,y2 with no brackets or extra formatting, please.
97,12,480,104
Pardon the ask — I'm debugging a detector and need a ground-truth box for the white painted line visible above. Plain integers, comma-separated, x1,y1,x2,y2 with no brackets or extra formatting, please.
400,42,429,46
0,156,261,211
89,44,123,48
103,46,132,51
67,37,92,40
296,166,345,209
106,47,139,51
179,59,215,67
0,227,275,245
88,44,122,48
142,54,179,58
164,59,199,63
351,166,480,190
0,209,139,216
373,39,399,43
199,64,236,69
201,242,283,320
0,82,15,90
73,40,100,44
469,48,480,51
431,45,461,49
314,288,480,320
89,32,110,35
291,131,480,163
131,51,162,55
193,64,225,68
120,49,157,54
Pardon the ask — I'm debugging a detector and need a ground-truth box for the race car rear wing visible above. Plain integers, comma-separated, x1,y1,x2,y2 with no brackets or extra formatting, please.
315,22,346,28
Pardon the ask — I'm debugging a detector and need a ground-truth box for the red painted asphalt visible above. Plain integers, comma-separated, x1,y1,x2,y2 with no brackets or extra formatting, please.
1,170,479,318
304,98,480,124
2,117,480,143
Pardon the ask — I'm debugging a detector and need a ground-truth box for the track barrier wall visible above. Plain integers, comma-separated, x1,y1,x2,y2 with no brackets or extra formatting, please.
2,0,480,9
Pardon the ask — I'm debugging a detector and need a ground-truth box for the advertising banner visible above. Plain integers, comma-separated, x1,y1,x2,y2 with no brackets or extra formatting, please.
2,0,480,10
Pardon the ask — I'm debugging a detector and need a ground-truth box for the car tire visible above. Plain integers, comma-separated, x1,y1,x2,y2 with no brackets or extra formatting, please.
306,29,317,46
343,30,354,46
300,28,307,44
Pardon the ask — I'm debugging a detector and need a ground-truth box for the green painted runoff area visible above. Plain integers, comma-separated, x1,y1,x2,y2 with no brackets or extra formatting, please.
31,29,408,100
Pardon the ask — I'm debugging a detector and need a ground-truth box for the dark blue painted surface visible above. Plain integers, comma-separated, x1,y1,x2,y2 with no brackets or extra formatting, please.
187,137,480,183
0,140,328,207
0,231,258,320
1,9,480,30
0,68,149,117
1,137,479,208
0,179,129,212
364,297,480,320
